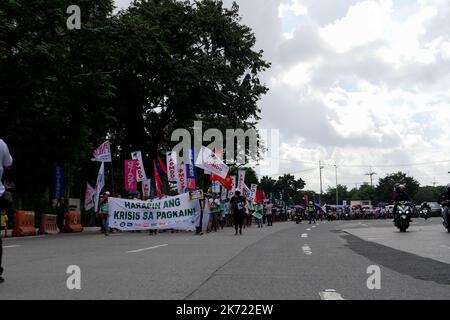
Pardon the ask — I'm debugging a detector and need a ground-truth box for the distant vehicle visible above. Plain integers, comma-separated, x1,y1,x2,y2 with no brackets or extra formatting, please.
428,202,442,217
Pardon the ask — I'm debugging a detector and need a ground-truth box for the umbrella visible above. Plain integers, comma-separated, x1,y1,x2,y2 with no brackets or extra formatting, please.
294,205,304,209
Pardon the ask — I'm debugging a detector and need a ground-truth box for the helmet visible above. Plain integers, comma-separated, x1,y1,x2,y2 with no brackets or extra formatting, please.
309,201,313,205
398,184,406,191
104,191,110,196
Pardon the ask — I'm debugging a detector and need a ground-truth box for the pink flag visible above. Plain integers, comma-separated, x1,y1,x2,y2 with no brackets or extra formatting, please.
124,160,138,193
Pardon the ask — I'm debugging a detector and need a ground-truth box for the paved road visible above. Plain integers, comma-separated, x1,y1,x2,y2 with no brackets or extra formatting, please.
0,218,449,299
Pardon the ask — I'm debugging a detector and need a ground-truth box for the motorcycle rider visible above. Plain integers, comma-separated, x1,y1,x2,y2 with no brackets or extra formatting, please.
437,183,450,227
420,201,431,219
392,184,412,224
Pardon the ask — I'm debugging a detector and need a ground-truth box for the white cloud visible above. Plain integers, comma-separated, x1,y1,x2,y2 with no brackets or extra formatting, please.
114,0,450,190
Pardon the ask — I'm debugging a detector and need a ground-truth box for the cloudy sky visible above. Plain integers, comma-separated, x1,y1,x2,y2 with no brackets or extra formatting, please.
115,0,450,192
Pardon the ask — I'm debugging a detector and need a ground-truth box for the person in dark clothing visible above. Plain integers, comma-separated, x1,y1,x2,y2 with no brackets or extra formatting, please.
0,138,13,284
230,190,246,235
55,196,67,233
392,184,412,224
437,183,450,227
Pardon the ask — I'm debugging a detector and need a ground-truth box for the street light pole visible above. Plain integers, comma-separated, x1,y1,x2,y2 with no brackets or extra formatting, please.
365,166,377,188
319,161,324,206
335,165,338,206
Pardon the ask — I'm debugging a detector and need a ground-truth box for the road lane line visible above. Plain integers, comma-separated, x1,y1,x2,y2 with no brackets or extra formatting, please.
3,245,21,248
312,226,316,228
440,245,450,250
319,289,345,300
126,244,168,253
301,233,308,238
302,244,312,255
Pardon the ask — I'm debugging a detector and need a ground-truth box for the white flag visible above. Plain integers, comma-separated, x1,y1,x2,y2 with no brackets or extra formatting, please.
94,162,105,212
142,179,151,198
237,170,246,193
84,183,96,211
166,151,178,182
131,151,147,182
177,162,187,194
242,183,251,199
92,141,112,162
228,176,236,199
195,146,229,179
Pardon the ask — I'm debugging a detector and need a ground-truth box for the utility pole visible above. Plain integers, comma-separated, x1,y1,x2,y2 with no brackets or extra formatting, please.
334,165,338,206
319,161,324,206
365,167,377,188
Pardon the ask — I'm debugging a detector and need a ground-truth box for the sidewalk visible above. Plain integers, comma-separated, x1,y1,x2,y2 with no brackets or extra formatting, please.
1,226,101,238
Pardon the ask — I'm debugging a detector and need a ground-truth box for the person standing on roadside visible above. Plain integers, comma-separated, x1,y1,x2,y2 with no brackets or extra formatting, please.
55,196,67,233
265,200,273,226
99,191,110,236
0,139,13,284
230,190,246,235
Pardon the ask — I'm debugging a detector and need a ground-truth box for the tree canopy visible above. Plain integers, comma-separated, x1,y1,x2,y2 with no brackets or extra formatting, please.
0,0,270,207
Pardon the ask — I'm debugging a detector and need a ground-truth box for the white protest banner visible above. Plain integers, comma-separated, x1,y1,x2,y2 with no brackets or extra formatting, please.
221,185,228,200
237,170,246,193
211,180,221,194
166,151,178,182
94,162,105,212
228,176,236,199
131,151,147,182
250,184,258,203
177,162,187,194
142,179,151,198
92,141,111,162
242,183,251,200
108,193,201,231
195,146,229,179
84,182,95,211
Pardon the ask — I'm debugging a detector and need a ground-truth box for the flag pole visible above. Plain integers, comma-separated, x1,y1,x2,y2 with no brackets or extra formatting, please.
110,159,116,197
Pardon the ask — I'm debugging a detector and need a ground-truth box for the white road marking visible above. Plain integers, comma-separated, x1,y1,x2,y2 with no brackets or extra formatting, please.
312,226,316,228
126,244,168,253
3,245,21,248
301,233,308,238
302,244,312,255
306,228,311,231
440,245,450,250
319,289,345,300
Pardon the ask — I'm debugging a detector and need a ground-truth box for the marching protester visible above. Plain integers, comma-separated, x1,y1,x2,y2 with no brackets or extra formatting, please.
0,210,7,238
265,200,273,226
230,190,246,235
0,139,13,284
99,191,110,236
254,202,264,228
208,197,221,233
55,196,67,233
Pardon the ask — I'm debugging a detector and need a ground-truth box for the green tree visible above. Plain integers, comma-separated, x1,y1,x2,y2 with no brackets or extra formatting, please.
414,186,443,203
110,0,270,162
375,172,420,203
273,174,305,202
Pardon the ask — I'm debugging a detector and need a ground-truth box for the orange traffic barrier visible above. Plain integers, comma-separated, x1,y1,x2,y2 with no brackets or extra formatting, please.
39,214,59,235
13,211,37,237
63,211,83,233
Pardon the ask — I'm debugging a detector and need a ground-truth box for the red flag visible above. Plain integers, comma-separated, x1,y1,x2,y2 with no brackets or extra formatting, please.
154,159,162,197
305,195,309,206
211,174,233,190
157,156,167,174
255,189,264,203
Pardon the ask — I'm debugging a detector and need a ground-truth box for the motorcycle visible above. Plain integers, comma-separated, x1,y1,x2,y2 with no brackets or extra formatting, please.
441,200,450,232
420,208,430,220
394,201,412,232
